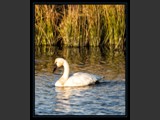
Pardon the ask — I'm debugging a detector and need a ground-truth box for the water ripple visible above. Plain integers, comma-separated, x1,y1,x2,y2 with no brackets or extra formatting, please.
35,74,125,115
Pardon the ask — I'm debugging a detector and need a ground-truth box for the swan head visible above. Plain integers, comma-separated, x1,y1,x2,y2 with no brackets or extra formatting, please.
53,58,65,72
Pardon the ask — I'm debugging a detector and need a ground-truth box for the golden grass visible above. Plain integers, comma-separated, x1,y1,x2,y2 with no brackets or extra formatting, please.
35,5,126,50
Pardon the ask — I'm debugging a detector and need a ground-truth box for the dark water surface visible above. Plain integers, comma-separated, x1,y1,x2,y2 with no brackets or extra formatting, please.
35,46,125,115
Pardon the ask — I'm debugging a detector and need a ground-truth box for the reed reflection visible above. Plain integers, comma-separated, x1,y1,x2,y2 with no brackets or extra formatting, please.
35,46,125,80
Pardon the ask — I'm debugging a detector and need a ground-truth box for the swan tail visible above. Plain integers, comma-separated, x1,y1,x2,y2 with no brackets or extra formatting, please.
96,76,105,83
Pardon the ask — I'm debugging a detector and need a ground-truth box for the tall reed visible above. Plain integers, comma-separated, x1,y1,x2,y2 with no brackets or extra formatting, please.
102,5,126,50
35,5,126,50
35,5,60,45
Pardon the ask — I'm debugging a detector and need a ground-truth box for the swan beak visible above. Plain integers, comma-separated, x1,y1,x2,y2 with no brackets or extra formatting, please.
53,64,57,73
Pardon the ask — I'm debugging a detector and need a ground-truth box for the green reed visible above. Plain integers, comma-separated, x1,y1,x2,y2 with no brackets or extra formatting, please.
102,5,126,50
35,5,126,50
35,5,60,46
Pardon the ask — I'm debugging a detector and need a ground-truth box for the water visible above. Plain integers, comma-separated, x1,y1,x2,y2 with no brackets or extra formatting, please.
35,46,126,115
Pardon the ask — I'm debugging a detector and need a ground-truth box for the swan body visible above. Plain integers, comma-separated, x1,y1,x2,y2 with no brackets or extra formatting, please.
53,58,103,87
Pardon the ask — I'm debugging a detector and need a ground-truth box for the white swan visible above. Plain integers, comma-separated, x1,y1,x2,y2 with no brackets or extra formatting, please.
53,58,103,87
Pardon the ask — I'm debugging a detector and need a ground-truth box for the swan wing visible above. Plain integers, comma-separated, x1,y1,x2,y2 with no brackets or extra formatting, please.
64,72,102,86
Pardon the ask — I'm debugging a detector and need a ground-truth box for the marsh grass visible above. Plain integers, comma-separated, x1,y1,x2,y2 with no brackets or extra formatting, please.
35,5,126,50
35,5,61,45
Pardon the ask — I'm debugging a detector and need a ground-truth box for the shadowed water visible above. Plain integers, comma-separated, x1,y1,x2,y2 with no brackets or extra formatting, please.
35,46,125,115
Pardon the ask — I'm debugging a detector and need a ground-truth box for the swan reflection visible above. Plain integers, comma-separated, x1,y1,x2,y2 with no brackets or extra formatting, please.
54,85,95,114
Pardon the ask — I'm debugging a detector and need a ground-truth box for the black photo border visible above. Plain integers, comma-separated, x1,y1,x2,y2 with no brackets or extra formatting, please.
30,0,130,119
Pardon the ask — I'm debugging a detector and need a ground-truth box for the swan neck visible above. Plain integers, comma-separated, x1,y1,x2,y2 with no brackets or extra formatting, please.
62,60,69,79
